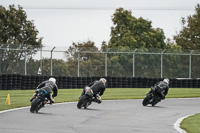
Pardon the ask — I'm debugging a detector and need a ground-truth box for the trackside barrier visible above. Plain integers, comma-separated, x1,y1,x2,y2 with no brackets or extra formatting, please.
0,74,200,90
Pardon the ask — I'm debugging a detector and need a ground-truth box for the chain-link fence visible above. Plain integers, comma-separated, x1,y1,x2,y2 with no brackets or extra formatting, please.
1,44,200,78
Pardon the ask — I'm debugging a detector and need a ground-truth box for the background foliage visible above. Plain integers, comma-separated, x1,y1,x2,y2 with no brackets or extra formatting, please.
0,5,200,78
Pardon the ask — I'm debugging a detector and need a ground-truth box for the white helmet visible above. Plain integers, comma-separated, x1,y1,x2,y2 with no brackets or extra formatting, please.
163,78,169,85
100,78,107,86
49,77,56,84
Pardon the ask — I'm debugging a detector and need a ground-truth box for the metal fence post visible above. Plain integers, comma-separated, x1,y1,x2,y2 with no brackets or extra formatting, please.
189,50,193,78
133,49,137,77
40,47,43,75
78,51,80,77
77,48,83,77
161,49,166,78
105,49,110,77
24,46,29,75
50,47,55,76
105,52,107,77
0,44,4,74
25,48,26,75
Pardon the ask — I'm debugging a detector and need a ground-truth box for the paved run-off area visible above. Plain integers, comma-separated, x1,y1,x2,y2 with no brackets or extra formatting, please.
0,98,200,133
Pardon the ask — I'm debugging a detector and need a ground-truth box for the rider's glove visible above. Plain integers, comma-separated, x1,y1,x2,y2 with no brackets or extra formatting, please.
151,86,155,90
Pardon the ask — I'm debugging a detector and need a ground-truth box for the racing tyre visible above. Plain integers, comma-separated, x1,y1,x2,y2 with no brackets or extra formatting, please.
30,98,42,113
142,94,152,106
77,95,88,109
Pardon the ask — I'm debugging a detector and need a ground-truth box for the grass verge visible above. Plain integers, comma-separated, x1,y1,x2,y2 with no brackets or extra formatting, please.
181,113,200,133
0,88,200,111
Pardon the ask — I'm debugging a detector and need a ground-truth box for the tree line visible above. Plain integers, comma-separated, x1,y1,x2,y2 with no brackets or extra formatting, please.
0,5,200,78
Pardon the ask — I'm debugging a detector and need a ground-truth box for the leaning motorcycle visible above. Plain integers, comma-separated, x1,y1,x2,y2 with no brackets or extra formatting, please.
30,89,48,113
77,87,100,109
142,87,162,106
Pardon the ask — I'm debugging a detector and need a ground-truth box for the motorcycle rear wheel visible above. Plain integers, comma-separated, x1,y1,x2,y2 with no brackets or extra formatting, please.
30,98,42,113
142,94,152,106
77,95,88,109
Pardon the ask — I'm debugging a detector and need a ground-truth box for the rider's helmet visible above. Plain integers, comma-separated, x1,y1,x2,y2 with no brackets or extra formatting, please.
49,77,56,84
163,78,169,85
100,78,107,86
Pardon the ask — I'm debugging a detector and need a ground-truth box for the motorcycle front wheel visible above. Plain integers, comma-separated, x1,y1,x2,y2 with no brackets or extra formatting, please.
142,94,152,106
77,95,89,109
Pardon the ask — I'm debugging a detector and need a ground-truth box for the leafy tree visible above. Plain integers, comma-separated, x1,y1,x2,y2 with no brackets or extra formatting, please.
0,5,43,74
41,58,69,76
108,8,166,49
65,41,105,77
0,5,42,45
65,41,98,61
174,4,200,50
162,39,186,78
173,4,200,78
101,8,166,78
104,8,196,78
24,58,69,76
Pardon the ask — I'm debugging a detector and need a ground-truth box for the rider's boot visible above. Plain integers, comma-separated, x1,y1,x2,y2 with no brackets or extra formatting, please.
96,99,102,104
30,95,36,102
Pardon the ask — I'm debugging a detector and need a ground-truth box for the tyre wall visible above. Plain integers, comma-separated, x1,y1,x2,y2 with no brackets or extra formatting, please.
0,74,200,90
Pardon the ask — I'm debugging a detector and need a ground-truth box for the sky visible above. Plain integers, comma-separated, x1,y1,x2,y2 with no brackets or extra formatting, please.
1,0,200,49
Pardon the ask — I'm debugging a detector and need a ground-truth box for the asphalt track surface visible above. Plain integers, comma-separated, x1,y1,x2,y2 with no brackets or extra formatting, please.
0,98,200,133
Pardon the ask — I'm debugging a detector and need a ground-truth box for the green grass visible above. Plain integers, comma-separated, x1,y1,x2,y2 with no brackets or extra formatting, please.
181,113,200,133
0,89,82,111
0,88,200,132
1,88,200,111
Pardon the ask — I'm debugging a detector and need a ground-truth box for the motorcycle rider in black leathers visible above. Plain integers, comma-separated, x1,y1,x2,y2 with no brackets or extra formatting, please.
30,77,58,105
80,78,106,103
151,78,169,102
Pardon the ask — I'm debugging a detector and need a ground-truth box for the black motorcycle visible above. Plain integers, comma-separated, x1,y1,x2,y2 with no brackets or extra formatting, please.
77,87,100,109
142,87,162,106
30,89,48,113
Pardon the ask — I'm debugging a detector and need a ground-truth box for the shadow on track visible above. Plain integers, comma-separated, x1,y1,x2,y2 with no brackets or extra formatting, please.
143,105,167,108
78,108,103,111
33,112,54,115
